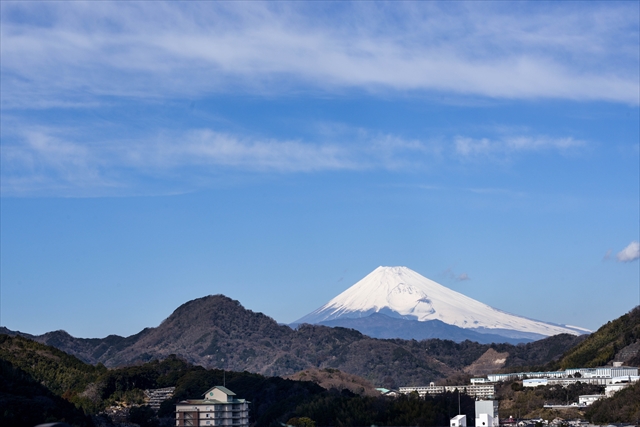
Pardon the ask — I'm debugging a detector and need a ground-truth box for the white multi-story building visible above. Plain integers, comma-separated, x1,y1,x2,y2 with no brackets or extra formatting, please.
175,386,250,427
475,400,499,427
399,384,495,399
486,366,638,384
523,378,548,388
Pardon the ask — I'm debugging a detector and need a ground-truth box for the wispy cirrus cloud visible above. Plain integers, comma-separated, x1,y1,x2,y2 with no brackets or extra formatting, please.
0,125,434,196
1,117,591,196
454,135,585,159
1,2,638,108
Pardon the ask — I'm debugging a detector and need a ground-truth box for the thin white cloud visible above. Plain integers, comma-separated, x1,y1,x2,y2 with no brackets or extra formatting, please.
1,129,112,191
2,117,592,196
1,2,638,108
454,135,585,158
0,126,431,196
133,130,358,173
617,242,640,263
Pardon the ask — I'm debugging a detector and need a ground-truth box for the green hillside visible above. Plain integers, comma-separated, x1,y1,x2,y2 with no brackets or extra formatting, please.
0,357,95,427
586,380,640,422
553,306,640,369
0,334,106,414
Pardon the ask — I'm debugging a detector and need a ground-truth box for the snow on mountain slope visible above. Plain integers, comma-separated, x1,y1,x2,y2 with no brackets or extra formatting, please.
295,266,589,337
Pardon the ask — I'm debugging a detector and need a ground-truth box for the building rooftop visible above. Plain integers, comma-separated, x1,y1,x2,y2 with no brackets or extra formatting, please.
204,385,236,397
178,398,248,404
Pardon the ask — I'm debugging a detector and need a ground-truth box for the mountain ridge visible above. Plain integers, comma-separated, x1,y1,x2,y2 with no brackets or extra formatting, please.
1,294,586,388
316,313,533,344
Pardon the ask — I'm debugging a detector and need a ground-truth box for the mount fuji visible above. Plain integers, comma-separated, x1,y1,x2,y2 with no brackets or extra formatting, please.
294,266,590,343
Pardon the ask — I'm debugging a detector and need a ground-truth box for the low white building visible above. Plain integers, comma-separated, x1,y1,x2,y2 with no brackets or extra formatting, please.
610,375,640,384
605,376,639,397
523,379,548,387
450,414,466,427
483,366,638,385
175,386,250,427
578,394,605,406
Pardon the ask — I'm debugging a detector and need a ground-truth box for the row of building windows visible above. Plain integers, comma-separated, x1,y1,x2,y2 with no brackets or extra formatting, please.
478,365,638,383
398,384,495,399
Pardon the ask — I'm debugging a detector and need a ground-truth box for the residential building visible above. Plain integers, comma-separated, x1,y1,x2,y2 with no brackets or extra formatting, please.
175,386,250,427
399,384,495,399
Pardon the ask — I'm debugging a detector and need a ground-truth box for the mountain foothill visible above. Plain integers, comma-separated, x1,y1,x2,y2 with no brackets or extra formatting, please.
3,294,587,387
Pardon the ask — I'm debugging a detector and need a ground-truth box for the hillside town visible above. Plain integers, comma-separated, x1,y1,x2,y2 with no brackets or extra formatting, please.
395,364,639,425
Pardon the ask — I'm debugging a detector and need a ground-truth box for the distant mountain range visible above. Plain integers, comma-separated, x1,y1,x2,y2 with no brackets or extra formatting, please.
294,266,590,342
317,313,533,344
0,294,586,387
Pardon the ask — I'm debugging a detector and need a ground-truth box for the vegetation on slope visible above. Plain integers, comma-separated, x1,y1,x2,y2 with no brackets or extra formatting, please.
0,358,94,427
495,380,603,419
285,367,380,396
2,333,478,427
585,380,640,423
0,334,106,414
552,306,640,369
3,320,640,426
294,391,475,427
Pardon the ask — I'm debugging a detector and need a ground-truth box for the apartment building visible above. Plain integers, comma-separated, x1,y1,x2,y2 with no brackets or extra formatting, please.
175,386,250,427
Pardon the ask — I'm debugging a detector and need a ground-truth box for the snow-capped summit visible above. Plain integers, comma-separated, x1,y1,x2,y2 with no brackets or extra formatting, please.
295,266,589,340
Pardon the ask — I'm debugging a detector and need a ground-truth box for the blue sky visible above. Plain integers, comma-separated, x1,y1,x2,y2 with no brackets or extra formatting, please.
1,2,638,338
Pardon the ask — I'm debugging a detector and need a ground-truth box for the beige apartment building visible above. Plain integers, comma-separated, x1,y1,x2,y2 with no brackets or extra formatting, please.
175,386,250,427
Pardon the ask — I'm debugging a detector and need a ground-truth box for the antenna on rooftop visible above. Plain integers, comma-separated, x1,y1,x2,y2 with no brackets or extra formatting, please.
221,358,226,387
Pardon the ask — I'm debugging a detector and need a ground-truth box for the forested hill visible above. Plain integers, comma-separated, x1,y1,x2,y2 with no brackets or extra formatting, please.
4,331,640,426
0,334,99,426
550,305,640,370
1,333,480,427
3,295,585,387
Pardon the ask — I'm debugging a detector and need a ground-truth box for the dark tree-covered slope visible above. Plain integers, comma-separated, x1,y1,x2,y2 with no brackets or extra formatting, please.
0,357,94,427
586,380,640,423
0,334,477,427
